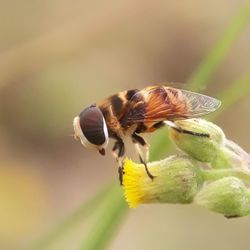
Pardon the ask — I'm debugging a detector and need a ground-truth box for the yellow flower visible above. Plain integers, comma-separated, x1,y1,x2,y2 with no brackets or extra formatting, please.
123,156,203,208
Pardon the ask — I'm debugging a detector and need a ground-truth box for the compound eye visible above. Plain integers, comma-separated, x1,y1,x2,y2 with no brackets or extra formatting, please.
79,105,108,146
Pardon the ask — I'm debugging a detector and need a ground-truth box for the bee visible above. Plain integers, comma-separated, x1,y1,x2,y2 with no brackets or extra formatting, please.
73,84,221,184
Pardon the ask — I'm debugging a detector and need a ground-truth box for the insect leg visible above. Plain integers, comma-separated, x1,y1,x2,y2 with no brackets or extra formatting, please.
164,121,210,138
132,133,155,181
112,139,125,185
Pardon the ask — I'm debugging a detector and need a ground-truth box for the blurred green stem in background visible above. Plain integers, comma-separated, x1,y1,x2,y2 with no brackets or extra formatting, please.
79,186,127,250
213,72,250,119
189,3,250,90
31,184,114,250
31,3,250,250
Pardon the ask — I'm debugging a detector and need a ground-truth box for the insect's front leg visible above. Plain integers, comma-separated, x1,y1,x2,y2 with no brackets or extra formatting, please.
112,139,125,185
132,133,155,180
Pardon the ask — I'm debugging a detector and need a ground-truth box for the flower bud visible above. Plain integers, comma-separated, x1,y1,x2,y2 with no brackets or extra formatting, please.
169,119,228,166
123,156,203,208
169,119,250,170
195,177,250,218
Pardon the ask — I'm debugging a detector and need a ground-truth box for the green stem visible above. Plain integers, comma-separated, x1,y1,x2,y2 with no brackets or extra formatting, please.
30,183,114,250
202,169,250,183
189,4,250,90
213,72,250,119
149,128,171,161
79,186,127,250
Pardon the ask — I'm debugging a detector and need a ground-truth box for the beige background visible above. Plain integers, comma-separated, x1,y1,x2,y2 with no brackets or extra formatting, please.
0,0,249,249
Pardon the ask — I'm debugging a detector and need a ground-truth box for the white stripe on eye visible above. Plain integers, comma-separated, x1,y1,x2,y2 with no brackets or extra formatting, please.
102,117,109,148
73,116,96,149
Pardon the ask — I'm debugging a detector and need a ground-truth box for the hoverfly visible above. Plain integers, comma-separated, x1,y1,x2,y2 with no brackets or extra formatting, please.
73,84,221,184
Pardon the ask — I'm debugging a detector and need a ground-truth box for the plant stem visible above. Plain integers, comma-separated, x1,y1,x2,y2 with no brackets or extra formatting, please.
188,4,250,90
30,183,114,250
202,169,250,183
79,186,127,250
212,72,250,119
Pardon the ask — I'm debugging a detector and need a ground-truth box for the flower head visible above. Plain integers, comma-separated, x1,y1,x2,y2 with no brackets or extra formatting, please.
123,156,203,208
169,119,225,163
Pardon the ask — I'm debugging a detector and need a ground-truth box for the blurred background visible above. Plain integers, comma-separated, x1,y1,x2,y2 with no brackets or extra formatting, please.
0,0,249,249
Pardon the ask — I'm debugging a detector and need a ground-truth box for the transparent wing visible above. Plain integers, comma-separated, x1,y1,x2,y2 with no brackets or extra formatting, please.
179,89,221,117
